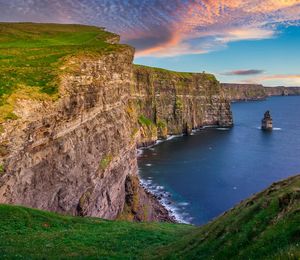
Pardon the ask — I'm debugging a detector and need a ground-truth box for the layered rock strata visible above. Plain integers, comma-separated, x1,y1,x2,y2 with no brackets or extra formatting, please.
0,47,172,221
0,38,233,222
222,83,300,101
261,110,273,131
264,86,300,96
133,66,233,146
221,83,267,101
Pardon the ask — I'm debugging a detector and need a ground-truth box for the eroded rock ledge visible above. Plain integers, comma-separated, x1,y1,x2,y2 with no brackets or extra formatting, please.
0,40,232,222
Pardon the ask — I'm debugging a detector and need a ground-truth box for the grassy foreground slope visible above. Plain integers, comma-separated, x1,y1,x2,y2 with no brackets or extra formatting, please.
156,175,300,259
0,23,126,122
0,204,194,259
1,175,300,259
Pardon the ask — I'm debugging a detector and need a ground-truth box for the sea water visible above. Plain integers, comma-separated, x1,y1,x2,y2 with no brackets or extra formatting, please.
138,96,300,225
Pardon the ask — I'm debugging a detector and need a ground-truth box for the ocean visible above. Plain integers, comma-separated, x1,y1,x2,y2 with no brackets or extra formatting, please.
138,96,300,225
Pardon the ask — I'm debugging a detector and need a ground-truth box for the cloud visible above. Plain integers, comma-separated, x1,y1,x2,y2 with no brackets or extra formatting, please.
134,0,300,56
223,70,265,76
0,0,300,57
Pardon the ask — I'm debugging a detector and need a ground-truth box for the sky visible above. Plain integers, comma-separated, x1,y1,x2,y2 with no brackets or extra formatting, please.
0,0,300,86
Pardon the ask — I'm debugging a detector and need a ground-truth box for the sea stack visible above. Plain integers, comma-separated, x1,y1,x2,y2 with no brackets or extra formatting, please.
261,110,273,131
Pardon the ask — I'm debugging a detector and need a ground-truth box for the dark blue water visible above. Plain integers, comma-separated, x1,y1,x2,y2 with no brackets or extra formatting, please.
138,96,300,225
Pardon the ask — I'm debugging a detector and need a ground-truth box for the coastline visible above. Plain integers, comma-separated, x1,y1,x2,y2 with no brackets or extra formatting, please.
137,125,232,224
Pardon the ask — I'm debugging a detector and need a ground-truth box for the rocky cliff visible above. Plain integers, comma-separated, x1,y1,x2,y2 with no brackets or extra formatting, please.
133,66,233,146
0,23,232,222
0,48,171,221
222,83,300,101
264,86,300,96
221,83,267,101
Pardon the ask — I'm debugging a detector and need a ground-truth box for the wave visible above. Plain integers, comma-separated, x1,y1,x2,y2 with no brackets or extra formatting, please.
217,128,230,131
137,149,144,157
167,134,183,141
178,202,190,207
256,126,282,131
139,177,191,224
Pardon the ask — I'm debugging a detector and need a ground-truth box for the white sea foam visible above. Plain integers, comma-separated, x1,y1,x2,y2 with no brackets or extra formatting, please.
155,140,164,145
139,176,191,224
137,149,144,157
217,128,230,131
165,134,183,141
203,125,219,129
256,126,282,131
178,202,189,206
137,131,199,224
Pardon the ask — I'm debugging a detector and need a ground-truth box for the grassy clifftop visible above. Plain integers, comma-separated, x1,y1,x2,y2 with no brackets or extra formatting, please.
157,174,300,259
134,64,218,83
0,23,127,122
1,175,299,259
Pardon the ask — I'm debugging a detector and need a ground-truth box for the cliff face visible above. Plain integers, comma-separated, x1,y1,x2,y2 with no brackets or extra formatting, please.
0,47,170,221
221,83,267,101
222,83,300,101
0,24,233,222
133,66,233,146
264,86,300,96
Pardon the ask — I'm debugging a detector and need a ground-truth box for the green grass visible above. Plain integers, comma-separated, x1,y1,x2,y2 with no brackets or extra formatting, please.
0,204,193,259
0,22,126,122
99,154,113,170
134,64,193,78
134,64,218,82
155,175,300,259
1,175,300,259
138,115,154,127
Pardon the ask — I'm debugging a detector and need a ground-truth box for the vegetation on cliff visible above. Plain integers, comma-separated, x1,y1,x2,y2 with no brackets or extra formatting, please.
0,23,128,122
1,175,299,259
134,64,219,86
133,64,232,144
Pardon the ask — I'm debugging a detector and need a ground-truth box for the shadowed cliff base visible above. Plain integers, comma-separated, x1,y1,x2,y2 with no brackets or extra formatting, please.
1,174,299,259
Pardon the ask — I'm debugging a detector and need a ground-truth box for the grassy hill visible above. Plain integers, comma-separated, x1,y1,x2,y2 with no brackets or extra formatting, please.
0,23,126,122
1,175,299,259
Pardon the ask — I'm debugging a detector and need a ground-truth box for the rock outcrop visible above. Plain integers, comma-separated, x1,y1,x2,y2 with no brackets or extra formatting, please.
0,25,233,222
133,66,233,146
221,83,267,101
261,110,273,131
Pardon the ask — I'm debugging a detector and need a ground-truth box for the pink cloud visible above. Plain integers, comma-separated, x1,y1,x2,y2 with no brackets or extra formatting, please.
135,0,300,57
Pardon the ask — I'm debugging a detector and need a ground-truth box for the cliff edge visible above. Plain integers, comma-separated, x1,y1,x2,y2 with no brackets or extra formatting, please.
0,23,232,222
133,66,233,146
